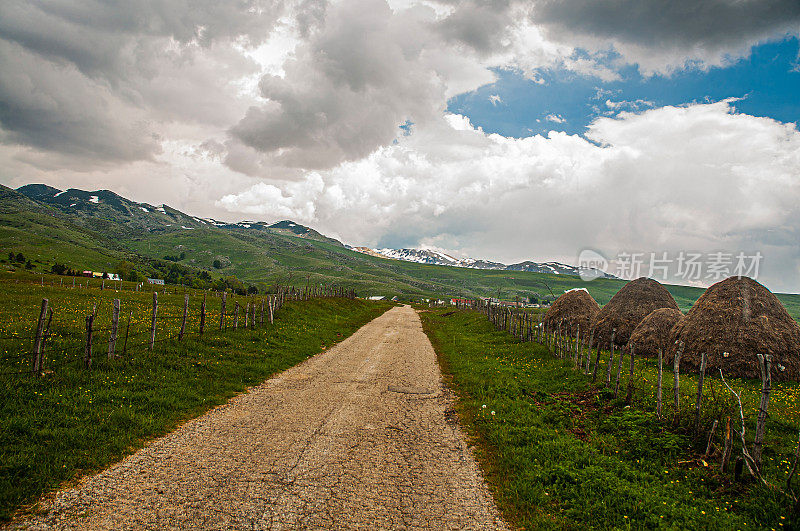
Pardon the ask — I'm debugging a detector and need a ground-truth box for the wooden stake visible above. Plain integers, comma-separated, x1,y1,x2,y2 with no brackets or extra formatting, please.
234,302,239,330
753,353,772,470
656,347,664,418
220,292,227,330
585,327,595,374
705,419,719,456
84,313,94,368
625,343,636,404
674,341,684,413
721,416,732,472
122,310,131,356
606,329,616,384
614,342,625,397
32,298,49,374
108,298,120,358
149,291,158,350
179,294,189,341
694,352,707,434
199,293,206,336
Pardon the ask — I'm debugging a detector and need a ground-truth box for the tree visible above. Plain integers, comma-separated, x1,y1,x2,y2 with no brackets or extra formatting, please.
16,253,24,263
24,260,33,269
212,259,222,269
115,261,134,281
247,285,259,294
8,252,14,262
129,270,141,282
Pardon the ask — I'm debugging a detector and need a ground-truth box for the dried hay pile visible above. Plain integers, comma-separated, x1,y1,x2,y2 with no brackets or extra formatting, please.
627,308,684,357
669,276,800,381
541,289,600,336
593,277,680,347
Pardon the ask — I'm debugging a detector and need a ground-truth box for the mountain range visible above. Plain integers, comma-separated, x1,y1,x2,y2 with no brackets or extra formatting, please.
15,184,613,280
6,182,798,318
349,247,616,278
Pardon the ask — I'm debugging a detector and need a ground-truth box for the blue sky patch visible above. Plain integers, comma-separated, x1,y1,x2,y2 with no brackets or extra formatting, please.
447,37,800,138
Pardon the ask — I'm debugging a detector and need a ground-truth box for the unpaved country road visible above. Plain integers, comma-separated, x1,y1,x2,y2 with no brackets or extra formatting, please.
15,305,508,530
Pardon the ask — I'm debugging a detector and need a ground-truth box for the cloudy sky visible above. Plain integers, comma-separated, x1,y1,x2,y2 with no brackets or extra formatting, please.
1,0,799,290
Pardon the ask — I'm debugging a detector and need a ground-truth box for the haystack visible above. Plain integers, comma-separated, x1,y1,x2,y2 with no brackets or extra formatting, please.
541,288,600,336
669,276,800,381
593,277,680,347
627,308,684,357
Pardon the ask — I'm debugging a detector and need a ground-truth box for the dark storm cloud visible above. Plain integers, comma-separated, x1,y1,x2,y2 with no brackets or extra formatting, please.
0,0,283,164
534,0,800,54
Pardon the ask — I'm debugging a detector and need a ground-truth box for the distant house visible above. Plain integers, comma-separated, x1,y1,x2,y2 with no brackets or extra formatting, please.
147,278,165,285
366,295,384,300
91,272,104,278
108,273,121,281
82,270,93,278
450,298,473,306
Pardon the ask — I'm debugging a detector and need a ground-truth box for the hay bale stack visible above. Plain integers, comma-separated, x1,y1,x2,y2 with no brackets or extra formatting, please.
627,308,684,357
669,276,800,381
593,277,680,347
541,288,600,335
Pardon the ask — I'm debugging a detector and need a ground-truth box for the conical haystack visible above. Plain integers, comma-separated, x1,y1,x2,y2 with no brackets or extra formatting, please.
541,288,600,336
593,277,680,347
669,276,800,381
627,308,684,357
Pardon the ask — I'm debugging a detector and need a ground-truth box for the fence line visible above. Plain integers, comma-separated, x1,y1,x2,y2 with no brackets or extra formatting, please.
0,284,357,381
432,297,799,503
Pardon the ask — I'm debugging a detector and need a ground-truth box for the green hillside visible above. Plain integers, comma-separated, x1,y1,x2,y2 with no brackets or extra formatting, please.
3,184,800,320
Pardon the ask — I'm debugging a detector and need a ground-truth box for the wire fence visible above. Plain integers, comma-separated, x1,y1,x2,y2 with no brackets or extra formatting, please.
0,284,357,380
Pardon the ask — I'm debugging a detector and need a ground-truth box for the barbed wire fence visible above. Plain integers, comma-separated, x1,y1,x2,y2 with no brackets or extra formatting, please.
0,284,357,380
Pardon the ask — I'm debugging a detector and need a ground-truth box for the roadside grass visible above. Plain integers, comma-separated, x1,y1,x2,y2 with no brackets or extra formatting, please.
421,308,798,530
0,279,392,521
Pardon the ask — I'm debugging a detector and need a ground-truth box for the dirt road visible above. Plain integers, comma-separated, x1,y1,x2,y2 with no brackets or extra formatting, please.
16,305,507,530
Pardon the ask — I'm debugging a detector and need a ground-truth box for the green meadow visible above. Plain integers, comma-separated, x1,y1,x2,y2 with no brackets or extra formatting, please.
421,307,799,530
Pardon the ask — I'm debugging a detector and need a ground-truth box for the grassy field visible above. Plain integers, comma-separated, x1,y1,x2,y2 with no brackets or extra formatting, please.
0,276,392,521
421,307,799,530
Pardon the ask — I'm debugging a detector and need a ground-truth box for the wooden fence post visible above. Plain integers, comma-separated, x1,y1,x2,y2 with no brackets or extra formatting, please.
753,353,772,470
721,416,732,472
108,298,120,359
84,313,94,368
179,294,189,341
149,291,158,350
694,352,707,434
614,342,625,397
199,293,206,336
260,299,265,327
606,329,616,384
625,344,636,404
591,338,603,382
585,327,594,374
32,298,49,374
122,311,131,356
220,292,227,330
234,302,239,330
268,295,275,324
705,419,719,456
573,324,581,368
674,341,684,413
656,347,664,418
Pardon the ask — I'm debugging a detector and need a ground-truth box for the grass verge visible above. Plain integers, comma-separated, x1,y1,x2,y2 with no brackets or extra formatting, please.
0,294,392,521
420,308,795,530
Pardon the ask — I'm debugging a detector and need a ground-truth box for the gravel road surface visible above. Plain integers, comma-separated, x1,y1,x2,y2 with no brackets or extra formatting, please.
14,305,507,530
